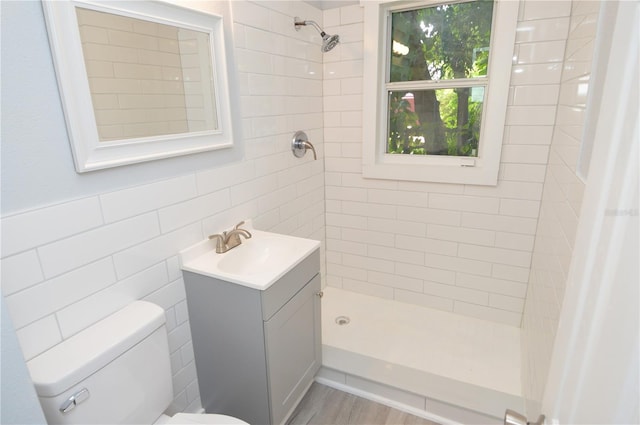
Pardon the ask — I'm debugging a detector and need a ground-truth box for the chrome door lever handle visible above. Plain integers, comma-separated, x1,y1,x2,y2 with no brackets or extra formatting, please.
504,409,545,425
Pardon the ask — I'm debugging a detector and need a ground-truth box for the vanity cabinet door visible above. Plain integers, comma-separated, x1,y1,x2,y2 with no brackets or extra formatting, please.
264,274,322,425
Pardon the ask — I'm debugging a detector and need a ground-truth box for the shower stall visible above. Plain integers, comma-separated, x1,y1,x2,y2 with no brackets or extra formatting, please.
316,0,605,423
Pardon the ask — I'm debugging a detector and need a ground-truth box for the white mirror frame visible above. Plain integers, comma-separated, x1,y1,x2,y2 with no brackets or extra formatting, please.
42,0,235,172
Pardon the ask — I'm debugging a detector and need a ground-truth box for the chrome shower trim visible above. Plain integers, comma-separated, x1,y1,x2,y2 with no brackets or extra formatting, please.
294,16,340,52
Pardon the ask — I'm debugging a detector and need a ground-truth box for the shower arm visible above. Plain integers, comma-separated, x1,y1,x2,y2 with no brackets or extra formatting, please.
294,18,326,36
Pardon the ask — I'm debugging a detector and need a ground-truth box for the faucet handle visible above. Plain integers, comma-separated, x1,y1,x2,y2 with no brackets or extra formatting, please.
208,233,227,253
233,221,252,238
230,221,252,240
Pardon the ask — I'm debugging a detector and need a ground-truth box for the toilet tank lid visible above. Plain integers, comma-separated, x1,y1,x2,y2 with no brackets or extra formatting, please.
27,301,165,397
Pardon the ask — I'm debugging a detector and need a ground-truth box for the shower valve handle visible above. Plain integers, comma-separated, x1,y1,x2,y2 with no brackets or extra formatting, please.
292,131,317,160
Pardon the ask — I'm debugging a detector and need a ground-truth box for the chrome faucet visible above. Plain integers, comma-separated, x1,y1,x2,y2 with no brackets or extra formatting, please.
208,221,252,253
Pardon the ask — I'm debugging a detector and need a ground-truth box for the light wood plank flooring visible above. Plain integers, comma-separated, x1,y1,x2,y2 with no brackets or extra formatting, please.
287,383,441,425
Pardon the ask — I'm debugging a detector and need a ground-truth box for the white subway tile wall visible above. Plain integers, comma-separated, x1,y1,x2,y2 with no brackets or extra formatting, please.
520,0,599,416
323,1,575,327
1,1,325,415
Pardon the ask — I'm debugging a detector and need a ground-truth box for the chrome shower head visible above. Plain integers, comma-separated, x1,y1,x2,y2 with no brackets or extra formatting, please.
294,17,340,52
321,33,340,53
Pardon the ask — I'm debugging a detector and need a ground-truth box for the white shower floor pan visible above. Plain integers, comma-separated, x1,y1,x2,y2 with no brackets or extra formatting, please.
318,287,524,424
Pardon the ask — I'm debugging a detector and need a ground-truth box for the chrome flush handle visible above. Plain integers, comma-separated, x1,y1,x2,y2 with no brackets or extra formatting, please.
59,387,90,413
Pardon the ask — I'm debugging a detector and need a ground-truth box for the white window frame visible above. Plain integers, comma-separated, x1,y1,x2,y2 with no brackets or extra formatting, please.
362,0,518,186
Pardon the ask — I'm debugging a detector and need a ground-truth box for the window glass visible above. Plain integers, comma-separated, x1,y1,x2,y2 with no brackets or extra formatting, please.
387,86,485,156
387,0,493,158
389,0,494,82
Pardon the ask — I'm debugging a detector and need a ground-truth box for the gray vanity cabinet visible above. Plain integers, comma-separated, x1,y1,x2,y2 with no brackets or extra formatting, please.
182,249,321,425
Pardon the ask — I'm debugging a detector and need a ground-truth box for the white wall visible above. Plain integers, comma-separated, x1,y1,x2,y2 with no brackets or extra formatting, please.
1,0,325,415
322,1,574,327
520,0,601,416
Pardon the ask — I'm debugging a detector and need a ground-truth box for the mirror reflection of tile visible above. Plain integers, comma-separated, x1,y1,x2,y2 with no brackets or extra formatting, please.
76,7,218,142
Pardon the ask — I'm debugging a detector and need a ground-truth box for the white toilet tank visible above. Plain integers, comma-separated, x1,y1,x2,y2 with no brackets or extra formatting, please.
27,301,173,425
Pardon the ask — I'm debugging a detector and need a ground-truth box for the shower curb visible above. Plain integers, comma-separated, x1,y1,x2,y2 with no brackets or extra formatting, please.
319,345,523,425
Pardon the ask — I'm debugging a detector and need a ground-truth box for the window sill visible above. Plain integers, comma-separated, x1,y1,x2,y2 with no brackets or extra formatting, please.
362,156,499,186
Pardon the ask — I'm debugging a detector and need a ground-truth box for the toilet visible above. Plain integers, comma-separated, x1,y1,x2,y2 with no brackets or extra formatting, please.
26,301,249,425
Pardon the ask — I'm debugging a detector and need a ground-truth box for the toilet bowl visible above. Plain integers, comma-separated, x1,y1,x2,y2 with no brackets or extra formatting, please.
27,301,249,425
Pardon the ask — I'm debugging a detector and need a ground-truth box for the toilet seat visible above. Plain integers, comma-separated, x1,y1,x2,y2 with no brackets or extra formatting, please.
168,413,249,425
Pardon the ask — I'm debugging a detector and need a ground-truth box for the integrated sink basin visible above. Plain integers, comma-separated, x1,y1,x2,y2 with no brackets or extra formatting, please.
179,226,320,290
216,236,300,275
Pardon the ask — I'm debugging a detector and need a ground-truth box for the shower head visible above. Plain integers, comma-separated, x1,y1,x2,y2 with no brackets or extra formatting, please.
294,17,340,52
321,33,340,53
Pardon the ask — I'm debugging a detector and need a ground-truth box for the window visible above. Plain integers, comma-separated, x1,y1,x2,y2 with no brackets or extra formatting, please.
362,0,518,185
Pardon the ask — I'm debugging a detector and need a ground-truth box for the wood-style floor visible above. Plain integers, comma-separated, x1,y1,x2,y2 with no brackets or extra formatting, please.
287,383,441,425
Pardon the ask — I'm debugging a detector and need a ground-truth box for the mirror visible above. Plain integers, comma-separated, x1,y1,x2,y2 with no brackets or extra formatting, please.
43,1,235,172
76,7,219,141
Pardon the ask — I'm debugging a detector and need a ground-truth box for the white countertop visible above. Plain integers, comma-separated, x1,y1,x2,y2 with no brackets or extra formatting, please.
180,228,320,290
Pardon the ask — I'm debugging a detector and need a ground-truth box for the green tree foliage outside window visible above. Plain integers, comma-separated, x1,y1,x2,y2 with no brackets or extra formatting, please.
387,0,493,157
